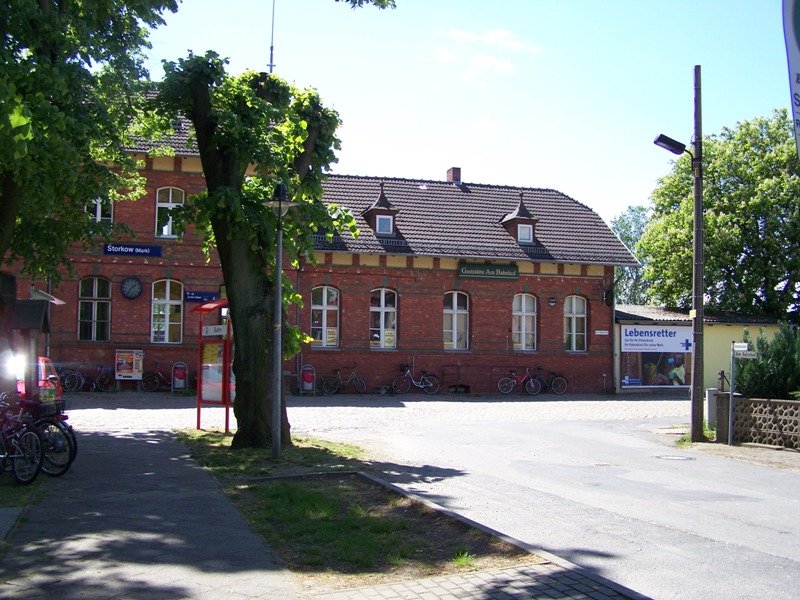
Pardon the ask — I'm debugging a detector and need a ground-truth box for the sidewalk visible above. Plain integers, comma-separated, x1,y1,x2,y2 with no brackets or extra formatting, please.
0,424,299,599
0,392,651,599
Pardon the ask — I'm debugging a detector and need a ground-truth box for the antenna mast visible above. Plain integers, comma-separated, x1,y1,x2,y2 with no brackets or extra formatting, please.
268,0,276,73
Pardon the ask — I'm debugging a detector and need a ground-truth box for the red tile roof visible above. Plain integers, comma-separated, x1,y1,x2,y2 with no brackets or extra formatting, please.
319,174,637,266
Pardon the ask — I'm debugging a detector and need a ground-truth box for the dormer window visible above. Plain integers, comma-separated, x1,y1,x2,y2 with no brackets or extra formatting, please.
376,214,394,235
501,192,538,245
363,181,399,236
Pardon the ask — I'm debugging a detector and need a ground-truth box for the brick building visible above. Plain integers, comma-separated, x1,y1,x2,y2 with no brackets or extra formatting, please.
14,153,637,394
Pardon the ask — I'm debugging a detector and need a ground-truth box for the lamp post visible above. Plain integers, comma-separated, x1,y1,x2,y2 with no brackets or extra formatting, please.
264,183,298,459
654,64,704,443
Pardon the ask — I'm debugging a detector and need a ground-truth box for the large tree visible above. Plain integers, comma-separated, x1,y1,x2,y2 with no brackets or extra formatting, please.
154,0,395,449
0,1,179,279
639,109,800,318
610,205,649,305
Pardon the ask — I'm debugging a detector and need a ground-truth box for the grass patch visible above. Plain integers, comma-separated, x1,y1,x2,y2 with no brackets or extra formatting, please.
0,478,44,508
675,421,716,447
177,429,542,593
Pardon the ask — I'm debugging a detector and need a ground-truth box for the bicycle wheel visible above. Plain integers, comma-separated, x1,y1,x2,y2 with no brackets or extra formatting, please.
65,425,78,463
12,428,43,485
497,377,514,394
38,421,72,477
320,376,339,395
141,372,160,392
95,373,116,392
550,376,568,395
422,374,440,394
63,371,83,392
525,377,543,396
352,376,367,394
392,375,411,394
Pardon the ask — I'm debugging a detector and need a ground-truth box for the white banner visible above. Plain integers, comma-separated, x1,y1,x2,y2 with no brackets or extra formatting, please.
784,0,800,157
621,325,693,353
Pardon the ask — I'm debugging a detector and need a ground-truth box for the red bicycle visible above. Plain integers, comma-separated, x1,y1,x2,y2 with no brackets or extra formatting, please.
141,360,171,393
496,367,542,395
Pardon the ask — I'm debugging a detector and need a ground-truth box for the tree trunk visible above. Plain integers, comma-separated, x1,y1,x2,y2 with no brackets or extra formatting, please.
217,232,278,449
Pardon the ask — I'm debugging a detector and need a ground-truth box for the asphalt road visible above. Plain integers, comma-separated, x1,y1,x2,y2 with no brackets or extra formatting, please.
285,393,800,600
66,390,800,599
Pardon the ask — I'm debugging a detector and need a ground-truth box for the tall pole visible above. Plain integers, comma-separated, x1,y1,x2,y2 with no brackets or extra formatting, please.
268,0,276,74
271,186,285,460
690,64,705,442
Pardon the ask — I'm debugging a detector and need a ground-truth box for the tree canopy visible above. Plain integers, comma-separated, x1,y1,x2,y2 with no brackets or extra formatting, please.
0,0,178,280
153,51,359,448
639,109,800,319
610,205,649,305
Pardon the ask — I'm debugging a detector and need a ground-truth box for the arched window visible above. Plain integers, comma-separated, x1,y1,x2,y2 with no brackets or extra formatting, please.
311,286,339,347
443,291,469,350
564,295,587,352
370,288,397,349
151,279,183,343
512,293,537,351
155,187,184,237
78,277,111,341
87,197,113,223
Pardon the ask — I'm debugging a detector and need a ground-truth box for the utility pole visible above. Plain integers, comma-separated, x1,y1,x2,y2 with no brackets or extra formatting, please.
690,64,705,442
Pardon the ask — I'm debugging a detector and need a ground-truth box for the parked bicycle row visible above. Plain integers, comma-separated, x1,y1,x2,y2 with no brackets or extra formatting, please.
1,391,78,485
496,365,568,396
317,363,567,396
56,360,192,393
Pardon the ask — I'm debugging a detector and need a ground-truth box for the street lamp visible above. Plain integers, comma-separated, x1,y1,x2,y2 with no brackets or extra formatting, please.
264,183,298,459
654,64,704,442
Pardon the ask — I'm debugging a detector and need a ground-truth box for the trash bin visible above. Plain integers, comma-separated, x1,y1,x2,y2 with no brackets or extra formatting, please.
172,362,188,392
300,364,316,394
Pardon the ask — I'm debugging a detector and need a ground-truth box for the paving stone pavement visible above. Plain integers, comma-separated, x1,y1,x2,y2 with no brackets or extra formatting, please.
0,390,670,599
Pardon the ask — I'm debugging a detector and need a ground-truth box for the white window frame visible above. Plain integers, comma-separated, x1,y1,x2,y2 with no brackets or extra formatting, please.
517,223,533,243
443,291,469,350
564,295,587,352
311,285,340,348
370,288,397,349
88,198,113,223
512,293,537,351
376,214,393,235
151,279,183,343
78,277,111,342
155,187,185,238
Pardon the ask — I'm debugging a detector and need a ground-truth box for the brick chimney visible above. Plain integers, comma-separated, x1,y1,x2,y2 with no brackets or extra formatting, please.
447,167,461,183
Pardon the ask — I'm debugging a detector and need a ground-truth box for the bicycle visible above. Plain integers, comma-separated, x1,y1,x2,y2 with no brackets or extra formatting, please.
0,394,44,485
19,393,77,477
92,364,116,393
141,360,172,393
497,367,542,395
392,364,440,395
532,365,568,395
58,361,87,393
321,363,367,395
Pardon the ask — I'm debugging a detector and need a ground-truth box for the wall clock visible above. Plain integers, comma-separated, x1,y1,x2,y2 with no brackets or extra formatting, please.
121,276,143,299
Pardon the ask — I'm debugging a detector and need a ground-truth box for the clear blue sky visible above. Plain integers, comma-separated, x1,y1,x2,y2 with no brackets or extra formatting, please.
144,0,788,224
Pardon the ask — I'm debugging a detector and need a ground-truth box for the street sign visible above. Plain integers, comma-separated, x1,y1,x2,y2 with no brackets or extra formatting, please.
733,342,749,351
734,350,758,359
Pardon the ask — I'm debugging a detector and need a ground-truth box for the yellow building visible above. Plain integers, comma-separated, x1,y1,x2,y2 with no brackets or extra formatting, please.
615,305,779,392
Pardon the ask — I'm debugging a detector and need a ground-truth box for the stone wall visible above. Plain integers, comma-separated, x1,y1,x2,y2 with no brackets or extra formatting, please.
715,393,799,449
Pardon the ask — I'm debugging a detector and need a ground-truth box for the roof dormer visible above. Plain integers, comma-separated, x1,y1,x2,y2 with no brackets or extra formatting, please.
362,181,399,236
500,192,538,244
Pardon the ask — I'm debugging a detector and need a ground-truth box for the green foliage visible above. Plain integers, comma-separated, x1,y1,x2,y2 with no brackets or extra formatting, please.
639,109,800,318
735,324,800,399
610,205,649,304
337,0,396,7
153,51,359,357
0,0,178,281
